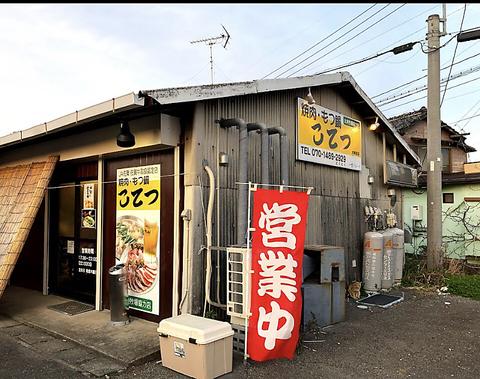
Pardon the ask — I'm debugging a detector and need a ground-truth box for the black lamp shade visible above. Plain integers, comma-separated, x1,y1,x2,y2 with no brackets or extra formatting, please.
117,121,135,147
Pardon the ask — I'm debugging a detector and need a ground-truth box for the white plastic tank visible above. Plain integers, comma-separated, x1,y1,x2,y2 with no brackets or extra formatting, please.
381,230,395,290
363,231,383,292
391,227,405,283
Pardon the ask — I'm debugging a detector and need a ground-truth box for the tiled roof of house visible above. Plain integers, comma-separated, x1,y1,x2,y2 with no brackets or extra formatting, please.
389,106,476,153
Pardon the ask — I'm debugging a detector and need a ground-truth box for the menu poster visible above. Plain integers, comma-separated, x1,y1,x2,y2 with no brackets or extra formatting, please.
81,209,96,229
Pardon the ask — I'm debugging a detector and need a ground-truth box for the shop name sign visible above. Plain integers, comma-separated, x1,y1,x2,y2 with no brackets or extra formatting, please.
247,189,309,361
296,98,362,171
116,164,161,315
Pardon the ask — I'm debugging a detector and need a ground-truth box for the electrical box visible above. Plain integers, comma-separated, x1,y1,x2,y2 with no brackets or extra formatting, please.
411,205,423,221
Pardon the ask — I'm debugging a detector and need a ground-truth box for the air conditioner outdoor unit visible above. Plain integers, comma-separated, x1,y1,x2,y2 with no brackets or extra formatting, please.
226,247,251,354
385,160,418,188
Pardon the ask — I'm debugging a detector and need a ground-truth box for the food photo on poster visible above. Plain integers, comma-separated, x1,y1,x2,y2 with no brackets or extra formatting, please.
81,209,96,229
115,164,161,314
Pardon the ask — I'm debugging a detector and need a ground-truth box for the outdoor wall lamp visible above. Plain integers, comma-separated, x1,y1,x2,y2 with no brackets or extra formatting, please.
369,117,380,131
116,121,135,148
306,87,316,105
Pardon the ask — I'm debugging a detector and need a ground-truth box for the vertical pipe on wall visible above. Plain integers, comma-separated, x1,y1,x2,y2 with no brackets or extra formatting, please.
95,157,104,311
268,126,288,185
42,190,49,295
172,146,181,316
247,122,269,185
217,118,248,246
382,132,387,184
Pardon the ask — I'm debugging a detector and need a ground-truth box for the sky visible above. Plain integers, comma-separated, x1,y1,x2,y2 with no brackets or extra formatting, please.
2,3,480,160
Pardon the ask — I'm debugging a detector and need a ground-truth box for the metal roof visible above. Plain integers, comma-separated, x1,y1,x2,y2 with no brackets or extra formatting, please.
0,72,420,165
141,72,420,165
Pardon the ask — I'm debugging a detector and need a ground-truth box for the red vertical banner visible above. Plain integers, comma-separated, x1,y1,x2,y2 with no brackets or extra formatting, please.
247,188,309,361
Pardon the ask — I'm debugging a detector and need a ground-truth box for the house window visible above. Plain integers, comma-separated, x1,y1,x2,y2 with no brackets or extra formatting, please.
416,146,451,172
442,148,451,171
443,193,454,204
417,146,427,170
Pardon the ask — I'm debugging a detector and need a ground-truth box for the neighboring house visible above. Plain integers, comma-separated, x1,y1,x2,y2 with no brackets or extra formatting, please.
390,106,475,173
390,107,480,260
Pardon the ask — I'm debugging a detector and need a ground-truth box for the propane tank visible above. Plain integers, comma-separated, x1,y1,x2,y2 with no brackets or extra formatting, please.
390,227,405,283
381,229,395,290
363,231,383,292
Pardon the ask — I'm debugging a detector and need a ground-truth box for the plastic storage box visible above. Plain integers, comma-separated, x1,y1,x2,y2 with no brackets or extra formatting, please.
157,314,234,379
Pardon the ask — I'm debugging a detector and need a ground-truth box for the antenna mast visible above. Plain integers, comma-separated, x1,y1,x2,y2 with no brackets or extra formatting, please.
190,25,231,85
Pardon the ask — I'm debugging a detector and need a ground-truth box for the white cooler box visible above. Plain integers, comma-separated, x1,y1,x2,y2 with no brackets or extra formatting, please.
157,314,234,379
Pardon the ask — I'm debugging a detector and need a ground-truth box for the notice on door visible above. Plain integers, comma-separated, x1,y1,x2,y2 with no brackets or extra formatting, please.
115,164,161,315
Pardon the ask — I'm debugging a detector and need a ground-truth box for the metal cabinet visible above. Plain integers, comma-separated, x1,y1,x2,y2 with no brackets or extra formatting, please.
302,245,346,329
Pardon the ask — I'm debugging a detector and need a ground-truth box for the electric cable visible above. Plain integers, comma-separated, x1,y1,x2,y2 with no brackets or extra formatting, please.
311,40,421,76
261,3,378,79
376,64,480,105
285,3,407,78
306,4,437,75
382,86,480,113
441,4,467,107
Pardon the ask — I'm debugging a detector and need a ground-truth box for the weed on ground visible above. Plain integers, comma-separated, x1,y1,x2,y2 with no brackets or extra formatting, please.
446,274,480,300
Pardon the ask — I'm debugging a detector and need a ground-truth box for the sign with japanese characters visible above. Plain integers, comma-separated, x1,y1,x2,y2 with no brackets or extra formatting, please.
248,189,309,361
296,97,362,171
83,183,95,209
115,164,161,315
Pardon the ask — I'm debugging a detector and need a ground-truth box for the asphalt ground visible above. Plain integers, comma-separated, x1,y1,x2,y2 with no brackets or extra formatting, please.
1,289,479,378
115,289,480,379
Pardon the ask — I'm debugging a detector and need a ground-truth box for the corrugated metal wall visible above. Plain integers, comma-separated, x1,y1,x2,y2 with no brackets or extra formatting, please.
189,86,401,285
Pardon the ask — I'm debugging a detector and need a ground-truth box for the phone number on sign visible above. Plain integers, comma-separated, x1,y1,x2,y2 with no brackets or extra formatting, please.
302,146,347,163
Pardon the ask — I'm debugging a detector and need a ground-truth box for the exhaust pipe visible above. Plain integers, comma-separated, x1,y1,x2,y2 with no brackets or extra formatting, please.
217,118,248,246
247,122,269,185
268,126,289,186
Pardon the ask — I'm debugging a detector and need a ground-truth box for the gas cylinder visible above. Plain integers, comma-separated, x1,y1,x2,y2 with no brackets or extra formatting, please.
390,227,405,283
363,231,384,292
380,229,394,290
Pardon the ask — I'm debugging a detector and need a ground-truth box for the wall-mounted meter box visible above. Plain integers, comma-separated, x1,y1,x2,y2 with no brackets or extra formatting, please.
411,205,423,221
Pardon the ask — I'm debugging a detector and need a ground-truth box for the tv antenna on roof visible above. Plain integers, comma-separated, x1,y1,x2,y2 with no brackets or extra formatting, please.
190,25,231,85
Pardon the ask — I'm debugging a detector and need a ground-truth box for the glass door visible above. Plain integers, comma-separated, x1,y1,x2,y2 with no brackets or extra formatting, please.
49,180,97,304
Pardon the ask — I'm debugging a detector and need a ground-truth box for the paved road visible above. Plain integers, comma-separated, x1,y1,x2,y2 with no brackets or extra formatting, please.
0,332,86,379
0,317,126,378
1,289,479,378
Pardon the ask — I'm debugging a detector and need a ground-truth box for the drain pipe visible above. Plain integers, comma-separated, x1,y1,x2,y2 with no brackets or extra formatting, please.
247,122,269,185
268,126,289,185
204,164,226,311
217,118,248,246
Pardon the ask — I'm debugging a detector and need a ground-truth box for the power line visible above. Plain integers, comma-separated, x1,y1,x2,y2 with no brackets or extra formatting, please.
306,3,438,75
260,3,378,79
359,4,466,80
452,112,480,125
272,3,391,79
376,64,480,105
382,84,480,113
441,4,467,107
372,50,480,99
456,98,480,131
311,41,420,76
286,4,407,78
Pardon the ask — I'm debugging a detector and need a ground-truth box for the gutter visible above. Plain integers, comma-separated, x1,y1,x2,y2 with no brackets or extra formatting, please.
0,92,145,149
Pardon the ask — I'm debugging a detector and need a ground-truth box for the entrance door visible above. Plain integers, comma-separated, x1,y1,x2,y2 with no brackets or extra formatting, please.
103,149,174,322
49,162,98,304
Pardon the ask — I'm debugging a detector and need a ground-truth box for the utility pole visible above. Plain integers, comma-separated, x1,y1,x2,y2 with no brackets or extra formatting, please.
426,14,443,271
